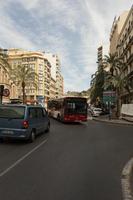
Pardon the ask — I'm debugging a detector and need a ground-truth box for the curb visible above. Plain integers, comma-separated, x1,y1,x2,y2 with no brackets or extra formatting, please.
93,118,133,126
121,158,133,200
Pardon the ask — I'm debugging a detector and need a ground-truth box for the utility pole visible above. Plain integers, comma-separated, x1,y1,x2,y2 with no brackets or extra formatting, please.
0,85,4,104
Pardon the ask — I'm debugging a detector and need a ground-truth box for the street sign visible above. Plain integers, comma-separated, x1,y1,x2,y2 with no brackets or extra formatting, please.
103,91,116,97
3,89,10,97
103,90,116,104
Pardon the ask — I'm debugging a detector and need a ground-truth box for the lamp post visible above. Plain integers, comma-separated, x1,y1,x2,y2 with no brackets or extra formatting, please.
0,85,4,104
0,48,8,104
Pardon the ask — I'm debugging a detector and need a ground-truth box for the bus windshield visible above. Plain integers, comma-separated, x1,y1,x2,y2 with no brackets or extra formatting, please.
65,99,87,114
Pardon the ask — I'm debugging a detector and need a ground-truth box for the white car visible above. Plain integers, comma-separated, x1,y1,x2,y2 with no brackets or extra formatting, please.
92,108,102,117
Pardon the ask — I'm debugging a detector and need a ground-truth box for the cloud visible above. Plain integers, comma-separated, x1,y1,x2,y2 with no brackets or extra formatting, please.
0,0,132,92
0,10,35,49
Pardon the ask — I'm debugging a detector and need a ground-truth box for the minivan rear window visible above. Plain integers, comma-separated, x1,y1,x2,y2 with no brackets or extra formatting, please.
0,106,25,119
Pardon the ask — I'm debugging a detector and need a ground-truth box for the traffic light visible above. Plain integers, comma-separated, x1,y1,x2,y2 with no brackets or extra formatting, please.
0,85,4,95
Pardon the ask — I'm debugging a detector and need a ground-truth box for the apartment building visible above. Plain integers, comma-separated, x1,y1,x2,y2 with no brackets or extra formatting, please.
0,48,18,102
44,53,64,98
55,55,62,98
116,6,133,103
109,5,133,103
7,49,64,105
8,49,51,105
59,74,64,97
49,77,56,99
110,11,129,54
97,46,103,66
96,45,110,71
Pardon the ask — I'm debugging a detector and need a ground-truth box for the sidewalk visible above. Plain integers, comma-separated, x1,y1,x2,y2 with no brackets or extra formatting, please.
93,115,133,126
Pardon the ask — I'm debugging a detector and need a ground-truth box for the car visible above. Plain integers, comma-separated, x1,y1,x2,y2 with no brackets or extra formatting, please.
0,104,50,142
92,107,102,117
87,108,93,115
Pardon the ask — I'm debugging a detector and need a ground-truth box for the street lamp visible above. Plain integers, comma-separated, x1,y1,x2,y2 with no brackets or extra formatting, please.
0,85,4,104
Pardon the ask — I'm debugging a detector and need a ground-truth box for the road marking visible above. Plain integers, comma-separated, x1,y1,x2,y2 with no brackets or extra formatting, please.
0,139,48,177
121,158,133,200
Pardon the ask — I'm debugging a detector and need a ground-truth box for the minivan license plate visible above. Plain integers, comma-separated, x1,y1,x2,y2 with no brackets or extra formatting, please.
2,130,14,135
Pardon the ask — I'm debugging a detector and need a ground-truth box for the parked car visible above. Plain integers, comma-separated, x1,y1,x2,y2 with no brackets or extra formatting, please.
0,104,50,142
92,107,102,117
87,108,93,116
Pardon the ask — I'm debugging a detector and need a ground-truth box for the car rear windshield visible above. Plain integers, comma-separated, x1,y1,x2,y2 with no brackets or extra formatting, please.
0,106,25,119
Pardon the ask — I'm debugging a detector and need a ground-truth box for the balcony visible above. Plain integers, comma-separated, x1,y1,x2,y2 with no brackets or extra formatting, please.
118,36,133,57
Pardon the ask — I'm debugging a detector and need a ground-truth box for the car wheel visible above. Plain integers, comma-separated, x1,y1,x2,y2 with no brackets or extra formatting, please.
45,123,50,133
57,114,61,121
28,130,36,143
0,138,4,143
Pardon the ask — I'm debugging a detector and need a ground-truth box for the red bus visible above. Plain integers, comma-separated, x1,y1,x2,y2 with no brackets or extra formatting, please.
47,97,88,122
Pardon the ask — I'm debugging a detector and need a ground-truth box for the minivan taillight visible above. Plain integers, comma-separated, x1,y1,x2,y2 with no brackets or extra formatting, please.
22,120,29,129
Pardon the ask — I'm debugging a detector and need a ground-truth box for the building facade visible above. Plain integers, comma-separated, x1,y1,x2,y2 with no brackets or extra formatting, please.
8,49,51,105
117,6,133,103
7,49,64,104
97,46,103,67
109,6,133,103
110,11,129,54
49,77,56,99
0,48,18,103
44,53,64,99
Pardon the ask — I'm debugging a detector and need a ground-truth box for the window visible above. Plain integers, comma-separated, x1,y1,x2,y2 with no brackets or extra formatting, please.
30,64,35,69
30,57,36,61
36,108,44,118
0,106,25,119
29,108,37,119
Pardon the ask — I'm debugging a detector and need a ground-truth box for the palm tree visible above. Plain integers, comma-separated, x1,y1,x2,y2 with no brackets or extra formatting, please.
0,49,11,71
10,64,38,103
104,53,121,76
104,56,132,117
90,64,106,106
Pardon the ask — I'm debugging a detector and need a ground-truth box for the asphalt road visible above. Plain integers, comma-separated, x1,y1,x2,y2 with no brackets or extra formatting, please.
0,119,133,200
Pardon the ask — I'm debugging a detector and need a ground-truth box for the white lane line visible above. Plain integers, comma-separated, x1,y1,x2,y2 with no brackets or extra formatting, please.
0,139,48,177
121,158,133,200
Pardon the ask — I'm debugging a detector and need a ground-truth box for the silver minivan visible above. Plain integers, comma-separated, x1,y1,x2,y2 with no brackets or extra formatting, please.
0,104,50,142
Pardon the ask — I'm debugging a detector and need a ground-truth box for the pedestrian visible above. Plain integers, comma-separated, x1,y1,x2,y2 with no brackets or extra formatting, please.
108,109,112,120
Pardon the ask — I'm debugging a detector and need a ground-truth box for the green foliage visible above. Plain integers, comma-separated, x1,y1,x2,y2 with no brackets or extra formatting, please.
10,64,38,103
90,52,132,115
104,53,120,76
103,53,132,117
90,65,106,104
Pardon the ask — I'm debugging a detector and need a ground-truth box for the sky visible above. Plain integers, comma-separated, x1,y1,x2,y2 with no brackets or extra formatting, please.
0,0,132,92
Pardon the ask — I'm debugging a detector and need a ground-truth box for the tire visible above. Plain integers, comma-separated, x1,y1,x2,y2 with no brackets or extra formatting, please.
0,138,4,143
45,123,50,133
57,114,60,121
28,130,35,143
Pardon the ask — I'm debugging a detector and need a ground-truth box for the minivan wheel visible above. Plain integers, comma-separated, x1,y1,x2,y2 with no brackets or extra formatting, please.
29,131,35,143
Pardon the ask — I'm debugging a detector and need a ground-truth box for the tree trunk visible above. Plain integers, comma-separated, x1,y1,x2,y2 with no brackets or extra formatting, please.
22,82,26,104
116,89,122,118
